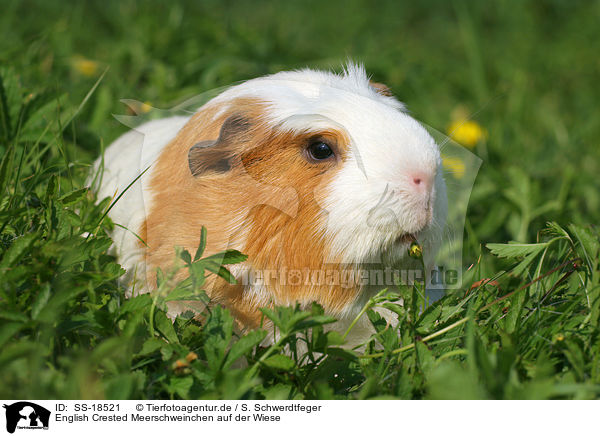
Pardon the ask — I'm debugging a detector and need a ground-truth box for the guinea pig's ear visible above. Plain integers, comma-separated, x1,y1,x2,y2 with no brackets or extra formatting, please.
188,114,251,177
370,81,393,97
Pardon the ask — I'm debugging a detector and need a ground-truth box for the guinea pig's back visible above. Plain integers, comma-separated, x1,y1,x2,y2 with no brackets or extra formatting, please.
92,116,190,294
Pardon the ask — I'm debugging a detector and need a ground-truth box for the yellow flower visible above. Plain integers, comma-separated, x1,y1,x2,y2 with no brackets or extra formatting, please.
408,241,422,259
72,56,99,77
140,101,153,113
555,333,565,342
447,119,486,148
442,156,466,179
126,100,154,115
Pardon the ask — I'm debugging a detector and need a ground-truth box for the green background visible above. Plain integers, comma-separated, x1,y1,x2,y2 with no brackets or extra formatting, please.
0,0,599,399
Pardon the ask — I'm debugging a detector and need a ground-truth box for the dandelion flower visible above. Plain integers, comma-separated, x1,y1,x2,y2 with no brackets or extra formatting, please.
408,241,422,259
447,119,486,148
72,56,99,77
140,101,153,113
126,100,154,115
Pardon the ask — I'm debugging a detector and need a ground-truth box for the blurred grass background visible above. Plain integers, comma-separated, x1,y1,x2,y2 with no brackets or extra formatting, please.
0,0,599,399
3,0,598,246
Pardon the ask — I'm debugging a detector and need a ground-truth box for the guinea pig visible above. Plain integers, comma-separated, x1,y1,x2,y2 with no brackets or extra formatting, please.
93,63,447,348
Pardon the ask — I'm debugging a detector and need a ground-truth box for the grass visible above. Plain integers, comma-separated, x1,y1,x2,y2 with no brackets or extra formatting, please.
0,0,599,399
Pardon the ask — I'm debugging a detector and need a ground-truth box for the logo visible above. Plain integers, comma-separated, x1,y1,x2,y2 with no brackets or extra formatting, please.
2,402,50,434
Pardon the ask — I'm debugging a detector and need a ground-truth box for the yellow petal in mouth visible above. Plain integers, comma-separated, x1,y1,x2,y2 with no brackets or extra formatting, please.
408,241,422,259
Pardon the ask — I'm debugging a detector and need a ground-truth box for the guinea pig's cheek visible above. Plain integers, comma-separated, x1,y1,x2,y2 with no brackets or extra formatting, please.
310,172,336,211
364,183,404,229
366,206,399,229
227,157,302,219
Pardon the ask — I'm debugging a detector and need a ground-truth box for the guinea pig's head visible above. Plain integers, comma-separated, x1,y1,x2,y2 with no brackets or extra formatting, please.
187,63,447,276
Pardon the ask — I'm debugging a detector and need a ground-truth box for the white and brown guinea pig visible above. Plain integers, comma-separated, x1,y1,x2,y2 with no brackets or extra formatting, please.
93,63,447,346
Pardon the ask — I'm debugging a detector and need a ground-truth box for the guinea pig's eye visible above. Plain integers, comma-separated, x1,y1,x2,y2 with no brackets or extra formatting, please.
307,141,334,160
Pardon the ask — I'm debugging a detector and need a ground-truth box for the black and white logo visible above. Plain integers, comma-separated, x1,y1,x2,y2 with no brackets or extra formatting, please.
3,402,50,434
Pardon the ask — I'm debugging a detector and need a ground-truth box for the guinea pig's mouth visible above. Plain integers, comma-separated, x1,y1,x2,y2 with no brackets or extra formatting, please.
395,233,417,245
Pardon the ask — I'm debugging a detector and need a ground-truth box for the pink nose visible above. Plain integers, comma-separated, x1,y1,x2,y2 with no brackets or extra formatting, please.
410,172,433,192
